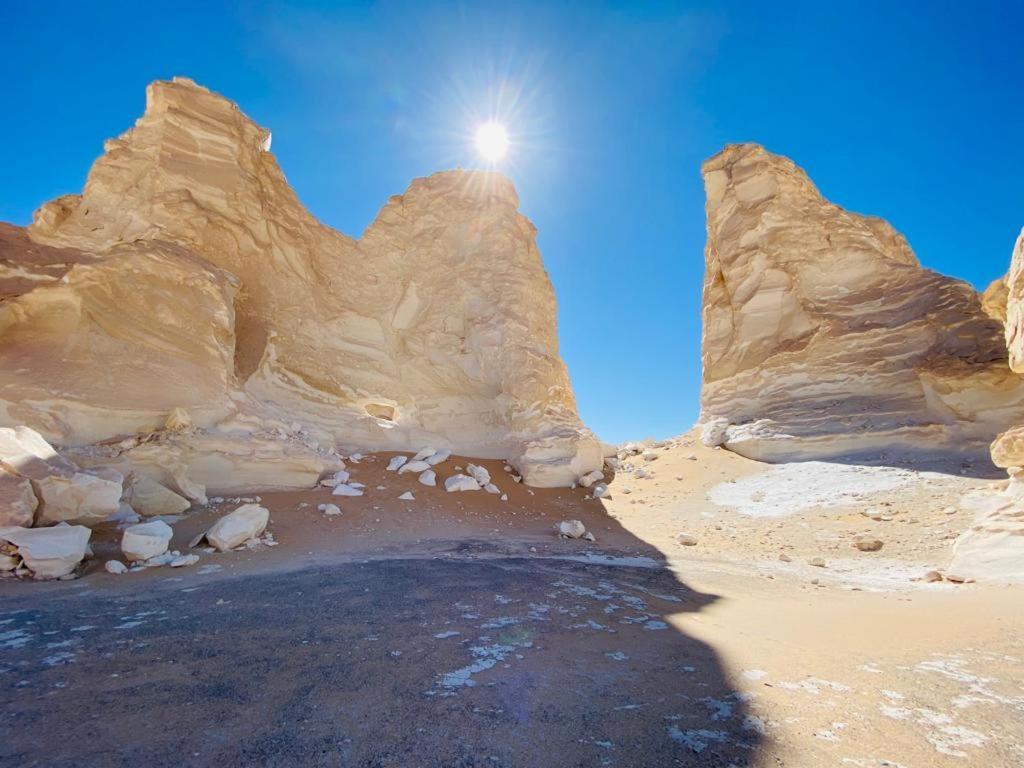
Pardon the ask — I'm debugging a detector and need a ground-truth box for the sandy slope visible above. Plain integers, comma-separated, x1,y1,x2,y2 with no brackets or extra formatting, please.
2,437,1021,767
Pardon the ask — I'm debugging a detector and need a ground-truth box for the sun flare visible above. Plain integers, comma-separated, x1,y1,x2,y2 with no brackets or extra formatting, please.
474,121,509,162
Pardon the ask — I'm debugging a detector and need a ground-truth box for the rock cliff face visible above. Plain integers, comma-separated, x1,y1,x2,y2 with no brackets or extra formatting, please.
699,143,1024,463
3,77,599,487
953,229,1024,582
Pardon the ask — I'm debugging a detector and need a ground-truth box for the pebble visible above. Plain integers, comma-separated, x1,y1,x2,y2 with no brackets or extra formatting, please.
676,534,698,547
853,537,884,552
809,557,827,568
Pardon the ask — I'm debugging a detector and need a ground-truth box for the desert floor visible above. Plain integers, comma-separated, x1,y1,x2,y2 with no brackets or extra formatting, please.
2,433,1021,767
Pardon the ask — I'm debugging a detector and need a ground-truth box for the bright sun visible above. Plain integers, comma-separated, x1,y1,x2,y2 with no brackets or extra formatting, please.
474,121,509,162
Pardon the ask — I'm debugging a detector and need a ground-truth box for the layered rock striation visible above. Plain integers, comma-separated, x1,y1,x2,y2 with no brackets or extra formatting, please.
2,77,599,487
699,143,1024,463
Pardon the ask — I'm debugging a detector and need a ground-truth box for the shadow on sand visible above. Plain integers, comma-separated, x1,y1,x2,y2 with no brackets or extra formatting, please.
0,500,761,767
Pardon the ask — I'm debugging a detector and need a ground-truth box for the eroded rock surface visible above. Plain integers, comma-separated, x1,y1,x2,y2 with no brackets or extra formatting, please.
2,77,598,487
953,229,1024,582
699,143,1024,462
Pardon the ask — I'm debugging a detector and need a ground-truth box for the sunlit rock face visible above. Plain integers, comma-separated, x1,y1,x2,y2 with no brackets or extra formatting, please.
952,229,1024,583
699,143,1024,463
5,77,598,486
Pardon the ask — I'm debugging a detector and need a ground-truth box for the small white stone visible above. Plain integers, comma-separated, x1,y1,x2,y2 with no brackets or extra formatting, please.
592,484,609,498
386,456,408,472
332,483,364,497
398,491,415,501
425,449,451,466
169,554,199,568
483,483,500,494
466,463,491,486
318,503,342,516
445,474,481,492
578,470,604,488
500,494,508,501
398,460,431,474
105,560,127,575
122,520,174,562
418,470,437,487
412,447,437,461
205,504,269,552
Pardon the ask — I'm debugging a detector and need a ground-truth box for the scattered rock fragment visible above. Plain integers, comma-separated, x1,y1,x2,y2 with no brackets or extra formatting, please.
398,460,431,474
418,470,437,487
425,449,452,466
412,447,437,461
923,570,944,583
809,557,827,568
556,520,586,539
466,464,491,486
203,504,270,552
318,503,342,516
105,560,127,575
398,491,415,501
0,523,91,579
386,456,408,472
169,553,199,568
127,475,191,517
332,483,364,497
676,534,698,547
445,475,481,493
122,520,173,562
578,470,604,488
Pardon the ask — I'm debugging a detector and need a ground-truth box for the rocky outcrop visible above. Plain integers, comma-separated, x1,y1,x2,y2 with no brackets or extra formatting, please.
952,229,1024,582
699,143,1024,463
2,77,599,487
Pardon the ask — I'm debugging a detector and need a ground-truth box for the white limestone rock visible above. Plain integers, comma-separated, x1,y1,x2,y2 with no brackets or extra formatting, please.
105,560,127,575
412,447,437,461
386,456,408,472
204,504,269,552
398,460,431,474
122,520,174,562
445,475,481,493
578,470,604,488
418,470,437,487
0,523,91,579
398,491,415,501
318,503,342,516
466,463,491,486
332,483,364,497
699,144,1024,463
127,476,191,517
16,78,600,488
425,449,451,466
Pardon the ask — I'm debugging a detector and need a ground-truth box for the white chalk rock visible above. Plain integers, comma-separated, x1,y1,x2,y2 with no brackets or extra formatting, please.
700,418,730,448
412,447,437,461
169,553,199,568
0,523,91,578
321,469,351,487
205,504,269,552
484,483,501,495
398,460,431,474
425,449,451,466
398,491,415,501
466,463,491,486
318,503,342,516
386,456,408,472
592,484,610,499
105,560,127,575
127,475,191,517
578,470,604,488
445,474,481,492
332,483,364,497
556,520,586,539
122,520,173,562
418,470,437,487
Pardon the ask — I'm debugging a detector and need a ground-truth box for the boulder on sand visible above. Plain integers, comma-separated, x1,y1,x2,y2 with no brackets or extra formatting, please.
0,523,91,578
122,520,174,562
204,504,269,552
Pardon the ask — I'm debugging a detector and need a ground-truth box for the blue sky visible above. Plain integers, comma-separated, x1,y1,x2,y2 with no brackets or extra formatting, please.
4,1,1022,443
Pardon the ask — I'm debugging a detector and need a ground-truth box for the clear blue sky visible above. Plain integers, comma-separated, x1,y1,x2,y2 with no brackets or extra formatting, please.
4,1,1022,443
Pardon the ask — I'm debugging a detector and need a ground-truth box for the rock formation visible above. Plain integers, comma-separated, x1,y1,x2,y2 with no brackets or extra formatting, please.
1,77,599,489
699,143,1024,463
952,228,1024,581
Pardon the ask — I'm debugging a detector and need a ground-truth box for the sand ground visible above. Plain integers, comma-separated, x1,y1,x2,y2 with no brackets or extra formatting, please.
2,434,1021,767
